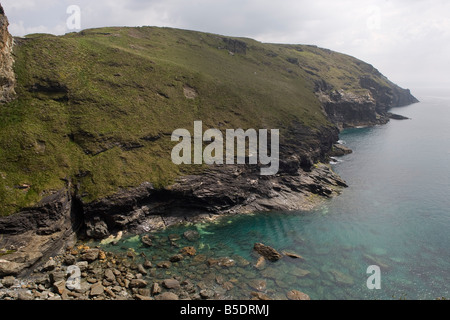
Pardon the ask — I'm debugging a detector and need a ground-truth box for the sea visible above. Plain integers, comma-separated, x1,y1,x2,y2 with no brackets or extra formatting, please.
98,88,450,300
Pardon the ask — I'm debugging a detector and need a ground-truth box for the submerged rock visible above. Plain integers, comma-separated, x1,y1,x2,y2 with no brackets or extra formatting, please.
286,290,311,300
183,230,200,242
254,243,282,262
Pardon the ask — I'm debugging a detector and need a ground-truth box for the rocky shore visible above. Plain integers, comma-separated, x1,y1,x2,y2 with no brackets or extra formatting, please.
0,231,311,301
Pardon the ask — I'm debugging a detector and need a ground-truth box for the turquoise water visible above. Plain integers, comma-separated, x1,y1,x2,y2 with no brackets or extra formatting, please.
99,90,450,300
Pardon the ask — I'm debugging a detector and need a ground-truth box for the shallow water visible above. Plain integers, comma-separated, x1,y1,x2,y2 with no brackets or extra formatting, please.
98,89,450,300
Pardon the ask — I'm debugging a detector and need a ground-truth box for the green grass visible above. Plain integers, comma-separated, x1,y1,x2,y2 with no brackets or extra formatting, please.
0,26,393,216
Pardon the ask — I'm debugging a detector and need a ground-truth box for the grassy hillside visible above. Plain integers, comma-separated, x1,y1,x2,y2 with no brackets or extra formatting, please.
0,26,395,216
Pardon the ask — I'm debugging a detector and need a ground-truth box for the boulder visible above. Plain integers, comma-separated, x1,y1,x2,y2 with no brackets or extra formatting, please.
141,235,153,247
180,246,196,256
169,254,184,262
81,249,100,262
183,230,200,242
104,269,116,282
151,282,162,295
90,282,104,296
42,258,57,271
129,279,148,288
1,275,16,288
0,259,24,276
253,243,282,262
162,279,180,290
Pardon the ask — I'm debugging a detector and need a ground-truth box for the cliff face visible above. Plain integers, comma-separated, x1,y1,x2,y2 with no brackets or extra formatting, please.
0,5,15,103
315,69,418,129
0,23,419,275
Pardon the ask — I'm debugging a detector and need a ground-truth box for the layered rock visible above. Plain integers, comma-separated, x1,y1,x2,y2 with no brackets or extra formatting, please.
316,76,418,129
0,189,79,276
0,5,15,103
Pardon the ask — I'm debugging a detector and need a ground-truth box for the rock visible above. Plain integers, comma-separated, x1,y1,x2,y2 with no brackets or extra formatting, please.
137,264,148,275
183,230,200,242
53,280,66,295
76,261,89,272
200,289,214,299
0,259,24,276
90,282,104,296
254,256,266,270
248,279,266,291
98,251,106,260
157,261,172,269
180,246,196,256
50,271,66,284
155,292,179,300
42,258,57,271
388,112,410,120
282,251,305,261
129,279,148,288
141,235,153,247
0,6,16,103
104,269,116,282
138,288,151,297
104,287,116,298
63,254,76,266
169,254,184,262
286,290,310,300
18,291,34,301
330,144,353,157
254,243,282,262
151,282,162,295
81,249,100,262
1,275,16,288
162,279,180,290
251,292,271,300
143,260,152,269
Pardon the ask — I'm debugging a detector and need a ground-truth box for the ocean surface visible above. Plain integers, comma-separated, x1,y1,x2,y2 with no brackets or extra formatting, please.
99,89,450,300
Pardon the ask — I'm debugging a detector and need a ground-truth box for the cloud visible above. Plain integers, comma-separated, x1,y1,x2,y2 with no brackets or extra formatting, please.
2,0,449,90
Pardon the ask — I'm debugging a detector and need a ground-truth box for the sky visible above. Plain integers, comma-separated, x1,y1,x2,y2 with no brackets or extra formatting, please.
2,0,450,93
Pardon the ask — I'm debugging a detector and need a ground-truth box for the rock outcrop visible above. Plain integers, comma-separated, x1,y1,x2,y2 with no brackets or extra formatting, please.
0,5,15,103
0,189,79,276
316,76,418,129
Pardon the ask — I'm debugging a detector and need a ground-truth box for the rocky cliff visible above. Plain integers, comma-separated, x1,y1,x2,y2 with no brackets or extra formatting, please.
0,22,418,275
0,5,15,103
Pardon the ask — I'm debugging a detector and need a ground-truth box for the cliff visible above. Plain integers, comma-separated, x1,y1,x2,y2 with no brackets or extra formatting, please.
0,22,418,274
0,5,15,103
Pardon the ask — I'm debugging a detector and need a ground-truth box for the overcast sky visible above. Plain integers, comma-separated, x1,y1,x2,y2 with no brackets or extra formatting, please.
2,0,450,94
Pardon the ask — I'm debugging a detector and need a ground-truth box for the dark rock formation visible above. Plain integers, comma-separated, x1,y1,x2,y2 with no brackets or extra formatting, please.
0,189,79,276
253,243,282,262
0,5,15,103
330,144,353,157
316,77,418,129
222,37,247,54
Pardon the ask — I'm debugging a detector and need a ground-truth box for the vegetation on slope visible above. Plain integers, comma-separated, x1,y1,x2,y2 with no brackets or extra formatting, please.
0,26,400,216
